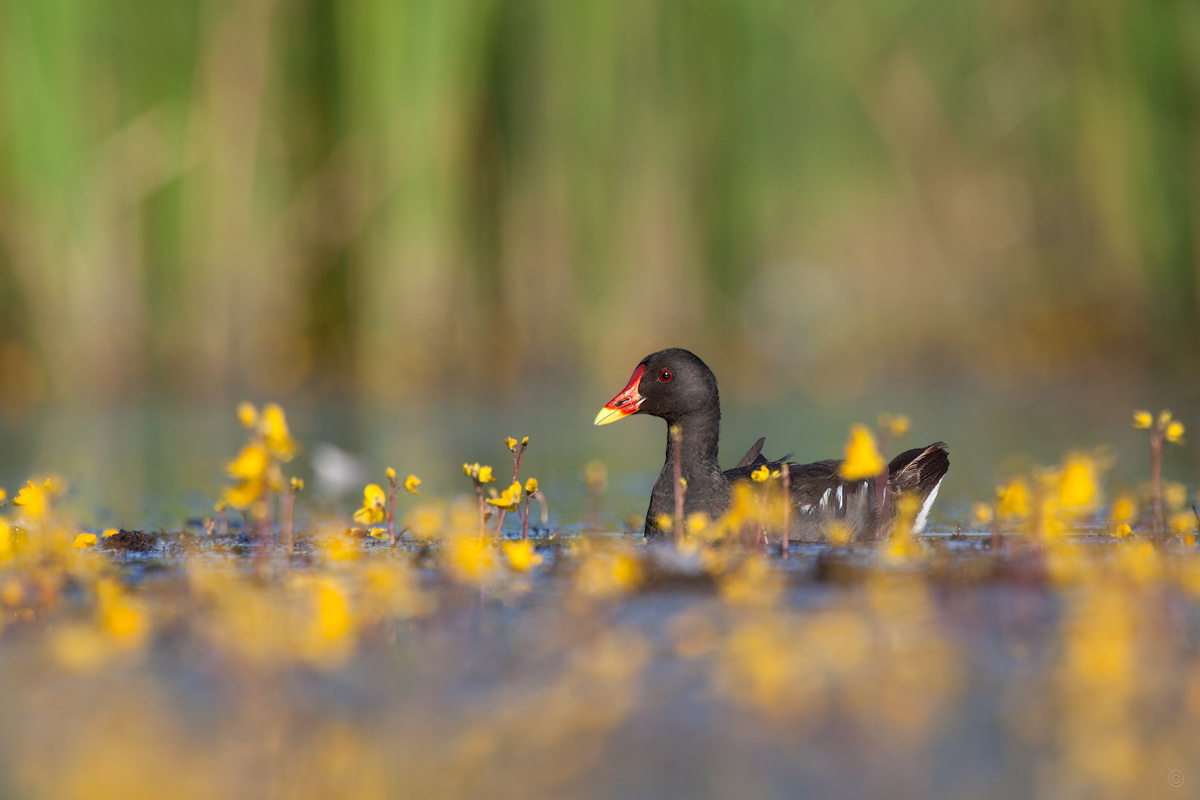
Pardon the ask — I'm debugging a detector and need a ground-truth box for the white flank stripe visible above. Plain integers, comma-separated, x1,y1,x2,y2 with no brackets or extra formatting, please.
913,479,942,534
836,485,843,508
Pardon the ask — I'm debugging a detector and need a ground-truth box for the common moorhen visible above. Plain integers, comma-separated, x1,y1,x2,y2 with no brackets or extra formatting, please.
594,348,949,542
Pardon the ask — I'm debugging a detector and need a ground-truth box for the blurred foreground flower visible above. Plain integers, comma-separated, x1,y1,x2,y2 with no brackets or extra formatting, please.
840,425,884,480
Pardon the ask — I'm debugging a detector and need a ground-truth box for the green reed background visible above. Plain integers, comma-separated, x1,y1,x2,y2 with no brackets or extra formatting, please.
0,0,1197,411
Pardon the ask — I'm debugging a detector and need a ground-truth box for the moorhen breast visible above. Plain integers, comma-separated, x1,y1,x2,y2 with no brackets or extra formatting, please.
594,348,949,542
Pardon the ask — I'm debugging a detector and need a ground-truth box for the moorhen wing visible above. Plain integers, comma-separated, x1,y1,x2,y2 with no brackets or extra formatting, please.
594,348,949,542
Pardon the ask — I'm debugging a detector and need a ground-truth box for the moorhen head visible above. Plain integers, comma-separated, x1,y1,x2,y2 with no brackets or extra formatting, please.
595,348,949,542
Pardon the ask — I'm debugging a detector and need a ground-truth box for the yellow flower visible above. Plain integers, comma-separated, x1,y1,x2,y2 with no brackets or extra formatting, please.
878,412,910,437
404,475,421,495
839,425,885,480
524,478,538,494
237,402,258,429
13,481,48,522
1057,454,1099,512
654,513,674,533
824,520,853,547
751,465,771,483
386,467,396,482
1165,420,1185,445
1169,512,1195,536
1112,523,1132,538
1110,494,1137,523
227,443,269,481
1165,482,1187,510
102,528,119,538
1158,410,1173,427
71,533,97,548
463,463,475,477
486,481,523,511
996,479,1030,519
972,503,994,526
446,536,498,583
260,403,297,461
225,480,264,510
290,477,304,492
0,488,6,506
1132,410,1152,429
505,437,519,452
503,540,543,571
353,484,387,525
477,466,495,484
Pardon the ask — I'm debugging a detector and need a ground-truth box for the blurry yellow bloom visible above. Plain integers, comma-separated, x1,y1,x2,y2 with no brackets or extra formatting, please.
1110,494,1137,523
996,479,1030,519
654,513,674,533
680,477,687,490
386,467,396,482
260,403,297,461
1057,455,1099,512
401,474,419,495
227,443,269,481
524,478,538,495
316,583,352,640
840,425,885,480
486,481,522,511
972,503,994,526
751,465,771,483
574,547,641,598
1165,420,1185,445
225,480,263,510
51,625,112,671
404,502,446,540
290,476,304,492
686,512,711,537
1112,522,1132,538
237,401,258,429
102,528,119,538
13,481,48,522
0,520,10,560
1166,482,1187,510
477,466,495,484
1159,410,1173,427
502,540,543,572
446,536,498,583
353,484,387,525
584,461,608,491
824,520,852,547
71,533,97,548
1170,512,1195,536
214,499,227,513
463,463,476,477
879,412,911,437
719,555,782,607
1132,410,1152,429
97,582,148,648
0,488,6,506
505,437,518,452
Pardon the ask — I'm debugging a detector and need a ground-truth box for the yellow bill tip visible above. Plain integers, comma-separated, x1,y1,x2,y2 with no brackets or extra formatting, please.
594,406,630,426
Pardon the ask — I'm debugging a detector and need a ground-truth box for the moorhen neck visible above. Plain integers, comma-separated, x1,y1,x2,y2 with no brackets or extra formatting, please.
594,348,949,542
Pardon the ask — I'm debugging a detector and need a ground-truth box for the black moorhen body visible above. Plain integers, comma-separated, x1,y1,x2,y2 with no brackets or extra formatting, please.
594,348,949,542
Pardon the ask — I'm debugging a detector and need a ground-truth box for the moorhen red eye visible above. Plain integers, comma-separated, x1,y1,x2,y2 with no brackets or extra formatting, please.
594,348,949,544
